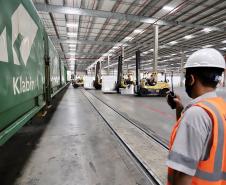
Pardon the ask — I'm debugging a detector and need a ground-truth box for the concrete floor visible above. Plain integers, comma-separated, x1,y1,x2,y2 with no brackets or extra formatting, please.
89,87,226,144
13,86,152,185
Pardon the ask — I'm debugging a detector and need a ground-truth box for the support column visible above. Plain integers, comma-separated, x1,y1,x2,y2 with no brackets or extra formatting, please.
121,46,125,62
100,61,102,75
127,62,129,73
107,55,110,75
180,49,185,87
153,25,159,72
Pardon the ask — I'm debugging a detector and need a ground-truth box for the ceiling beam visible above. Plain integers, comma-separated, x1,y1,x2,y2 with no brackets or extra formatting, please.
52,37,190,52
60,51,105,56
61,58,99,61
51,37,127,46
34,3,225,31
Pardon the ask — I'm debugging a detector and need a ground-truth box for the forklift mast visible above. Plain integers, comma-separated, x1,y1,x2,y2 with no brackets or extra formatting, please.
116,55,123,92
135,50,141,88
74,63,77,77
95,61,101,81
94,61,102,90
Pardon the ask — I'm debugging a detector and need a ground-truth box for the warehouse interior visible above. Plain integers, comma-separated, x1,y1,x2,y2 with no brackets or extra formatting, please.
0,0,226,185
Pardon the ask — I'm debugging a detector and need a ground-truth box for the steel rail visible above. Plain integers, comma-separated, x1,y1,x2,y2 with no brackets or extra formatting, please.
81,89,163,185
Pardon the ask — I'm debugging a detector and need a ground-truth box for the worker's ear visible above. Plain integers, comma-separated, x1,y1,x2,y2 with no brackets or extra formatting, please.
190,74,195,86
185,74,195,86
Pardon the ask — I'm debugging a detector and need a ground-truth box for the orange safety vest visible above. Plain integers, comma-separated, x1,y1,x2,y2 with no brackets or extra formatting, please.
167,97,226,185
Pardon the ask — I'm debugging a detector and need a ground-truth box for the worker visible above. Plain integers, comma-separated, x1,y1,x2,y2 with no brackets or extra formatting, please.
166,48,226,185
147,73,157,86
125,74,133,85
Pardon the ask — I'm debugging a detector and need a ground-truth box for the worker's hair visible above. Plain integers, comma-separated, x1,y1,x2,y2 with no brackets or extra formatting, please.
186,67,224,88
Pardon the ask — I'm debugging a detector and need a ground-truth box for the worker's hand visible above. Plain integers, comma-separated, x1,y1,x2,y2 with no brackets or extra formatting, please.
173,94,184,111
167,93,184,120
166,92,183,110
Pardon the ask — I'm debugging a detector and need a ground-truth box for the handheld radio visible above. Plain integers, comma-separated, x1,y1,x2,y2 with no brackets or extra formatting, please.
168,71,176,109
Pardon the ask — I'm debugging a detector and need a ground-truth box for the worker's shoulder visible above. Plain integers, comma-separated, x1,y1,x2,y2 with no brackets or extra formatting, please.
184,105,208,115
182,106,212,134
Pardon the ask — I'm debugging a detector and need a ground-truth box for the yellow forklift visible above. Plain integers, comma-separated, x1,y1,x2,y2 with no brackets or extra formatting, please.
135,50,170,96
72,78,84,88
72,64,84,88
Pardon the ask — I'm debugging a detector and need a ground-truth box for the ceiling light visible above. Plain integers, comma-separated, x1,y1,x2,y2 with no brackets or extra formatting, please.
162,5,174,11
66,23,78,28
69,44,76,49
67,58,76,61
220,47,226,50
67,32,77,37
124,36,133,41
168,41,178,45
160,45,168,49
202,45,213,48
184,35,194,40
133,29,143,34
68,52,76,55
202,28,212,33
69,44,76,47
222,40,226,44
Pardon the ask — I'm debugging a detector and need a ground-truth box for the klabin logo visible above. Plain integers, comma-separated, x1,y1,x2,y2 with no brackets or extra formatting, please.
0,4,39,95
11,4,38,66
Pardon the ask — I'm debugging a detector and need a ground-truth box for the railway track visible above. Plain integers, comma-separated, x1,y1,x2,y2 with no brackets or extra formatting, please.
89,90,169,150
81,89,169,185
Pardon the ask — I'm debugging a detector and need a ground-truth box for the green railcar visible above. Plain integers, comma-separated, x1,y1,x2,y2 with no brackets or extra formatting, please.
49,38,61,94
0,0,67,145
64,66,68,84
61,62,66,85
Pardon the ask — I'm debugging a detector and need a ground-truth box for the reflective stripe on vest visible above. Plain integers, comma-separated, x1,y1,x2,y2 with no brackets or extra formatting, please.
167,98,226,185
195,101,224,181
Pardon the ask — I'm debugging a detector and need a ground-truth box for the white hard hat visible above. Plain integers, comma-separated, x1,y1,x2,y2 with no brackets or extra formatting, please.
184,48,225,69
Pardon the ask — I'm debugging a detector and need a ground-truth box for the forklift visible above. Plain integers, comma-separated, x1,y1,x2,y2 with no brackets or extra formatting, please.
134,50,170,96
72,78,84,88
116,55,135,94
72,64,84,88
93,61,102,90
